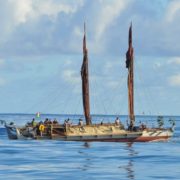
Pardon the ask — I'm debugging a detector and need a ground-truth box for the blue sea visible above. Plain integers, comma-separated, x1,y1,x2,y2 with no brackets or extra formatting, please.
0,114,180,180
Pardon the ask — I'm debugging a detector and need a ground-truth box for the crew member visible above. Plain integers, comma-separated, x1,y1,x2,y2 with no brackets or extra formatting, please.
39,123,45,137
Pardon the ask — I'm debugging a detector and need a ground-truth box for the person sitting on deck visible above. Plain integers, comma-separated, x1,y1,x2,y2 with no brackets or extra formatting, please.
115,117,120,125
53,118,58,124
78,119,83,126
64,119,68,127
36,123,40,136
31,118,37,127
140,123,146,130
48,119,52,124
44,118,49,125
67,118,70,124
68,119,73,126
127,120,140,131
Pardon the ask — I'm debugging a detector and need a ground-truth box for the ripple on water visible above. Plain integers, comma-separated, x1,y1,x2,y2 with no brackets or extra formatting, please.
0,116,180,180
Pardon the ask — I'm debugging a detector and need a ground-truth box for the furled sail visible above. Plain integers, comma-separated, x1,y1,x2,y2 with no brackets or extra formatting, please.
81,23,92,125
126,23,135,129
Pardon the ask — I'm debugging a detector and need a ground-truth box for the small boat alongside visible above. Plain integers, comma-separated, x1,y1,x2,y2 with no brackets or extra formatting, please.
1,23,175,142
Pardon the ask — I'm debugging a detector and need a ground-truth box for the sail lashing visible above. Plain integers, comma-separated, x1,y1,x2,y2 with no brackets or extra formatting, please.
81,23,92,125
126,23,135,129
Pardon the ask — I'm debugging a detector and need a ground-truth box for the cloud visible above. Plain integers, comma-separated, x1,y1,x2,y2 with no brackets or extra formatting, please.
95,0,129,40
168,73,180,86
63,59,73,67
104,60,123,71
0,1,144,56
9,0,32,24
61,69,82,94
62,69,81,85
166,0,180,22
0,0,180,58
6,0,84,24
0,0,84,54
168,57,180,65
0,0,178,115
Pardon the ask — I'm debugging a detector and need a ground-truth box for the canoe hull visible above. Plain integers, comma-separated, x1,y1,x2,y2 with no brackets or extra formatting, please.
5,124,20,140
5,124,173,142
49,130,173,142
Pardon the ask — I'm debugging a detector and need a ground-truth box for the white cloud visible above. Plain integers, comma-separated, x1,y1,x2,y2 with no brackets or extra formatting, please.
9,0,84,23
0,0,84,43
62,69,81,94
62,69,80,85
86,1,130,54
95,0,129,40
73,26,82,38
166,0,180,22
0,0,180,57
9,0,33,24
64,59,73,67
168,73,180,86
168,57,180,65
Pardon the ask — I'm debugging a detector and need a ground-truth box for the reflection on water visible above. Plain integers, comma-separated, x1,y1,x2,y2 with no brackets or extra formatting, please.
84,142,90,148
82,142,92,171
79,142,137,179
126,160,134,180
77,142,92,171
0,113,180,180
118,143,138,180
125,143,136,180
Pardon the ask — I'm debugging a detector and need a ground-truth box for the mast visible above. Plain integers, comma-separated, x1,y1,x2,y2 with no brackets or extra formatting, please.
126,23,135,129
81,23,92,125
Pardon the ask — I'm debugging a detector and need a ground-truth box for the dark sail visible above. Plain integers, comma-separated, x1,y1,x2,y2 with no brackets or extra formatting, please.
126,23,135,128
81,23,91,125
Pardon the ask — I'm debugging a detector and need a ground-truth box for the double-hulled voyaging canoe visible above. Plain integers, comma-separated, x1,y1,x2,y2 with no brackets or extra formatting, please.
2,23,175,142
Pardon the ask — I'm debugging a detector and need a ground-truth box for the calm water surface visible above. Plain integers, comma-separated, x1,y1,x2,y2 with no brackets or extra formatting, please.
0,114,180,180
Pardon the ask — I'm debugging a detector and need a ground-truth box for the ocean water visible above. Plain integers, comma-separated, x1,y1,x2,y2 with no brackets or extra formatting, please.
0,114,180,180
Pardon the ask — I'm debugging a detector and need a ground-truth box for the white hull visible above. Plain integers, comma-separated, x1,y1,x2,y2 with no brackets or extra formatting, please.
5,125,35,140
135,129,173,142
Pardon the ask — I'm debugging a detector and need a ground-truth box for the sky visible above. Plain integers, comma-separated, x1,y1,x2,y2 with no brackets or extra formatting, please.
0,0,180,115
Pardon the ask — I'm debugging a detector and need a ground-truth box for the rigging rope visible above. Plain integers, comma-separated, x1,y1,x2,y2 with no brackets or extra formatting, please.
136,58,160,117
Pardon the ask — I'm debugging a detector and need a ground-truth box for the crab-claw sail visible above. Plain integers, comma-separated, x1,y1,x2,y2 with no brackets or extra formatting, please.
126,23,135,129
81,23,91,125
